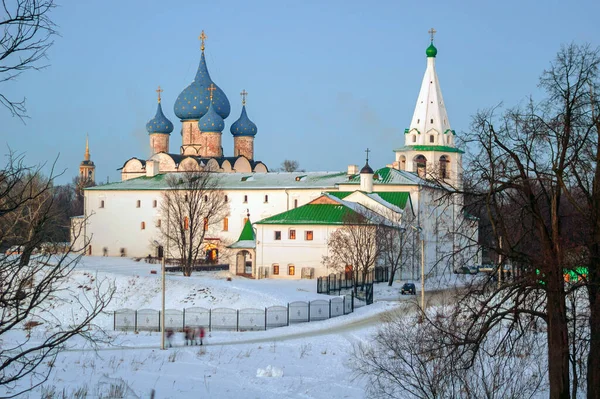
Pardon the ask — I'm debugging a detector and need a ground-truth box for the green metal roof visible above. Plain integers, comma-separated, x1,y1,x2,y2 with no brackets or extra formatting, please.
327,191,410,210
374,192,410,209
256,204,366,225
238,219,255,241
345,167,423,186
394,145,465,154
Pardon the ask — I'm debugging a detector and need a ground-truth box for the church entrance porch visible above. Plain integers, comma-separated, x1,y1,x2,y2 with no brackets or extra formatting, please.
234,249,255,278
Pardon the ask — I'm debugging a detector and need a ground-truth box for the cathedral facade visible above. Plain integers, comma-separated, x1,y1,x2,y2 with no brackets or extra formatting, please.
74,31,478,279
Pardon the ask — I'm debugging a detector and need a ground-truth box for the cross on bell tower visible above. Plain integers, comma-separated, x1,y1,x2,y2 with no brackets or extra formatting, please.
428,27,437,42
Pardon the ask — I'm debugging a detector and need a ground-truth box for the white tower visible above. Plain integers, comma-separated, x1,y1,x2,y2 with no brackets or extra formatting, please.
392,29,463,189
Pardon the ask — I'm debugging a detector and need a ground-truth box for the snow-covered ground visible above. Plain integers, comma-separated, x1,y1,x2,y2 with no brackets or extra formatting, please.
7,257,468,398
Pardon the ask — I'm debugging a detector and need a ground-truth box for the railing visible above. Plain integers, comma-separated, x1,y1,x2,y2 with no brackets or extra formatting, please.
316,266,388,305
113,294,354,332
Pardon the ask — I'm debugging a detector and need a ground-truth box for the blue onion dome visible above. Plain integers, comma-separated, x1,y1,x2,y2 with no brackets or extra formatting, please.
230,105,257,136
174,52,231,121
146,89,174,134
198,98,225,132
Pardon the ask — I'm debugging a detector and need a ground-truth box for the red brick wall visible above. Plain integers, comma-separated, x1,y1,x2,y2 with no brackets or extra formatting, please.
234,136,254,160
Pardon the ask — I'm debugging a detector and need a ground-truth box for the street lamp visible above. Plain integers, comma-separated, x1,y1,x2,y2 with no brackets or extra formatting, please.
155,240,166,350
410,225,425,312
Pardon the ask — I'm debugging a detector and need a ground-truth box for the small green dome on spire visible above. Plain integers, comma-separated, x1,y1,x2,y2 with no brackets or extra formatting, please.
426,42,437,57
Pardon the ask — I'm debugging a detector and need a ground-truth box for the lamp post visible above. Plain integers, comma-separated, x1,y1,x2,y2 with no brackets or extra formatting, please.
410,225,425,312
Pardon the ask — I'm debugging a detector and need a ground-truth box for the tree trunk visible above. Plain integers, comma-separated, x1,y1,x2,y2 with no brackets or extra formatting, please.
588,266,600,399
546,269,571,399
388,268,396,286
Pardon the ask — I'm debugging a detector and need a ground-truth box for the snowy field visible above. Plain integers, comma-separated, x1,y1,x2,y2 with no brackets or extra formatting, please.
5,256,458,399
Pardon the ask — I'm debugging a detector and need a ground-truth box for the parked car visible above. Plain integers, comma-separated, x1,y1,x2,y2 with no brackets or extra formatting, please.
401,283,416,295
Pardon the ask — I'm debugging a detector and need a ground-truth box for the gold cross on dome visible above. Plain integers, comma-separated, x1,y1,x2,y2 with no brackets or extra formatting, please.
207,83,216,101
156,85,163,103
240,89,248,106
428,27,437,42
199,30,207,52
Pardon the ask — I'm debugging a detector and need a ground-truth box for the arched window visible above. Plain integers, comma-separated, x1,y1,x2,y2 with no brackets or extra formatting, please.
184,217,189,230
429,135,435,143
399,155,406,171
153,200,157,208
439,155,450,179
412,135,417,143
136,200,141,208
414,155,427,178
99,200,105,208
223,217,229,231
141,222,146,230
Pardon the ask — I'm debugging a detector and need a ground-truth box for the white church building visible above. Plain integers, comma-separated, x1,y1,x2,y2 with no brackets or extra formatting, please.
73,31,478,279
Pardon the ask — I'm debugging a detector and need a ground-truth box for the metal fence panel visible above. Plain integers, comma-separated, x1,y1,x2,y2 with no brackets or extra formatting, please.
164,309,184,331
137,309,159,331
289,301,309,324
344,294,353,314
266,306,288,329
238,308,266,331
114,309,136,331
211,308,237,331
310,300,330,321
185,307,210,328
330,297,344,318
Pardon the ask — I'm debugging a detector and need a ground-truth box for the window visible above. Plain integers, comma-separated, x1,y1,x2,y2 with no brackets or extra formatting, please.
412,135,416,143
243,195,248,203
274,231,282,240
153,200,157,208
289,229,296,240
305,231,313,241
224,195,228,202
184,217,189,230
136,200,141,208
141,222,146,230
203,217,209,231
273,264,280,275
430,118,433,123
294,199,298,208
264,195,269,203
204,195,208,201
156,219,161,228
184,194,189,202
223,217,229,231
288,265,295,276
429,135,434,143
417,119,420,123
99,200,104,208
439,155,450,179
414,155,427,178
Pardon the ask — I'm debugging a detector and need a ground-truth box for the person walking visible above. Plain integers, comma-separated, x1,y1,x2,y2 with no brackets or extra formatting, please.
166,328,174,348
199,326,205,346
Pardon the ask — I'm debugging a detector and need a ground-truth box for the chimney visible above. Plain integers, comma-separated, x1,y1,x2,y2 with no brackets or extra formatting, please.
146,160,159,177
347,164,359,175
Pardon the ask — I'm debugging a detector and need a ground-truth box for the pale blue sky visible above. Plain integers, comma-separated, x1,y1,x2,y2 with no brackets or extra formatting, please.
2,0,599,184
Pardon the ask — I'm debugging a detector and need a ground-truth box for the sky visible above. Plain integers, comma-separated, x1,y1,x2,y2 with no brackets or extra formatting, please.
2,0,600,184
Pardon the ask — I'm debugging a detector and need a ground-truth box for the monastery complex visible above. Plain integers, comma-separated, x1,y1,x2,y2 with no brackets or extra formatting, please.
73,30,478,279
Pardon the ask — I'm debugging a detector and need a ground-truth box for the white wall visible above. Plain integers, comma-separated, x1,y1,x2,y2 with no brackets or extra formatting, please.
255,224,338,279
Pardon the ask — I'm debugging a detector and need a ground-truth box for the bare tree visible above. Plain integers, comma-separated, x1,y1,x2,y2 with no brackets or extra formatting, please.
378,209,416,286
158,170,228,276
322,212,381,295
0,152,114,398
277,159,304,172
352,303,547,399
416,43,600,398
1,0,57,119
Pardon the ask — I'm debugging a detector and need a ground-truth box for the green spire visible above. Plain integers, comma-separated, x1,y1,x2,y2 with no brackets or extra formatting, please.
426,42,437,58
238,219,255,241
